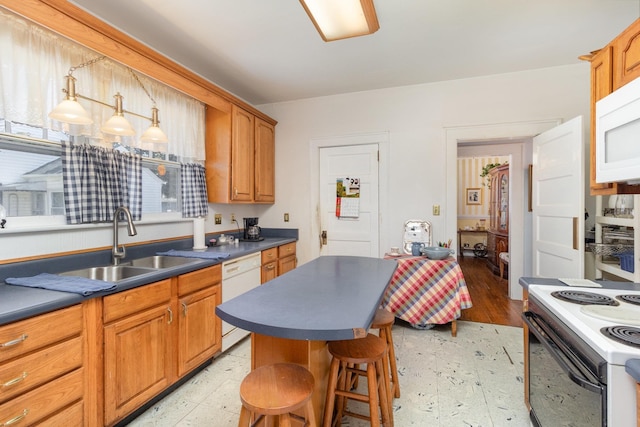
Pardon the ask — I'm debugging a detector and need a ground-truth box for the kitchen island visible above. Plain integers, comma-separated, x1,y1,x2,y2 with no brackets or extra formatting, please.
216,255,397,422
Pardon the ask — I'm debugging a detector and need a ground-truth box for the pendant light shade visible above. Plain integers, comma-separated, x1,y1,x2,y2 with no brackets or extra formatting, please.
48,75,93,125
141,107,168,143
101,93,136,136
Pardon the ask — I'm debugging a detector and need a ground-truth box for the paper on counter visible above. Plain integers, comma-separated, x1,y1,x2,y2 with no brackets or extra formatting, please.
558,278,602,288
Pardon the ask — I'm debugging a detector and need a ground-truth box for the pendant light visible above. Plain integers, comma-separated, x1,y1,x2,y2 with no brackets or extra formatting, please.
100,93,136,136
48,75,93,125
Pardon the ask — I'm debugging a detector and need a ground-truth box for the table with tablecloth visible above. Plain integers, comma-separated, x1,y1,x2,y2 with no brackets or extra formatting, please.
381,255,472,336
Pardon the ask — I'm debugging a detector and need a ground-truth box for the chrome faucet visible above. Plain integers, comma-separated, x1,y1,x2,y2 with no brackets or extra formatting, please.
112,206,137,265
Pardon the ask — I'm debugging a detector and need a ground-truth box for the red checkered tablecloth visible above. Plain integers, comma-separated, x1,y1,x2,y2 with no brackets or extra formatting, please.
381,256,472,328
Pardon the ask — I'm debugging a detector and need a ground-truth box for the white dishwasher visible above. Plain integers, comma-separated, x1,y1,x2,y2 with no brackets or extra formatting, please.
221,252,261,351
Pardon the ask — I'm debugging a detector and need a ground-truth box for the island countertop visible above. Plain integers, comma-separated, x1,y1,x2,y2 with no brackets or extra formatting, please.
215,255,397,341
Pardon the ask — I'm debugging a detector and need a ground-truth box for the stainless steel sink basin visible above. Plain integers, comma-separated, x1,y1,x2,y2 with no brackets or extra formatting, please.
60,265,156,282
127,255,203,269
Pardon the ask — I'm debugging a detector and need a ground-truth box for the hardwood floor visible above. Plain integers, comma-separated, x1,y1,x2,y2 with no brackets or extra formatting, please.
457,255,523,327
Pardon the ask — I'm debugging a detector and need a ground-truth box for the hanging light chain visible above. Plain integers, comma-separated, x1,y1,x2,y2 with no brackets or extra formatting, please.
68,55,106,76
129,68,156,106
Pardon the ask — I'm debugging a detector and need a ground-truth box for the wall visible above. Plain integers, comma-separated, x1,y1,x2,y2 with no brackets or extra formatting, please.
258,64,592,272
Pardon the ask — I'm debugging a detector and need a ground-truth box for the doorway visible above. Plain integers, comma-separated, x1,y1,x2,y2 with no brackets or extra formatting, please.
445,120,562,300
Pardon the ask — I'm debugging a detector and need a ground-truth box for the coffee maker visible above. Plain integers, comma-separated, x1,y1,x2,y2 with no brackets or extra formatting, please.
242,217,263,241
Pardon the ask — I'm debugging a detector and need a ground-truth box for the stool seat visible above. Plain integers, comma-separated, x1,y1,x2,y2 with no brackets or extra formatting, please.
328,333,387,364
239,363,316,426
370,308,394,329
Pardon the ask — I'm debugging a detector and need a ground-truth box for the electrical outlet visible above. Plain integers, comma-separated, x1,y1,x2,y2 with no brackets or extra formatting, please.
284,213,289,222
433,205,440,216
214,214,222,225
230,213,235,222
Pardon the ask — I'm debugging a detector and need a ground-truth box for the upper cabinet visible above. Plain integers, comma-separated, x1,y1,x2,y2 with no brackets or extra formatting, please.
205,103,276,204
586,19,640,195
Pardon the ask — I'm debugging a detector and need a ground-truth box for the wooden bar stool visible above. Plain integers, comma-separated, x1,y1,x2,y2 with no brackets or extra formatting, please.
238,363,316,427
371,308,400,399
323,333,392,427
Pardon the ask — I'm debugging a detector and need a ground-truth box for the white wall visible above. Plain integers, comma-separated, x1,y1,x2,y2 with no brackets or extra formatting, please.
258,64,592,270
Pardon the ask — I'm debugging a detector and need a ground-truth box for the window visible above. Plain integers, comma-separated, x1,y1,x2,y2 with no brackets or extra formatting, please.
0,120,182,219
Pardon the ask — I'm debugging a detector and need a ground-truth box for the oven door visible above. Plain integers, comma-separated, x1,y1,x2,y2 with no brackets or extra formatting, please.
523,311,606,427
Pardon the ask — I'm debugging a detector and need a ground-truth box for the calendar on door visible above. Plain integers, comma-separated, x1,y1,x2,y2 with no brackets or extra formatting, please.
336,177,360,218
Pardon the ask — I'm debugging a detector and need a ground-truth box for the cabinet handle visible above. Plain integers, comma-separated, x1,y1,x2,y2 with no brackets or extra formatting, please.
265,264,275,270
234,187,238,197
182,302,188,316
167,307,173,324
2,409,29,426
2,372,27,388
1,334,28,348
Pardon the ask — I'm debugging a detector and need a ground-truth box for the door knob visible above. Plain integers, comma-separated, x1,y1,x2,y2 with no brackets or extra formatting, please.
321,230,327,246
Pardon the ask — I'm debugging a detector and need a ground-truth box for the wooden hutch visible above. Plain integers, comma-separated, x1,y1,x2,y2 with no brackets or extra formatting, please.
486,164,509,275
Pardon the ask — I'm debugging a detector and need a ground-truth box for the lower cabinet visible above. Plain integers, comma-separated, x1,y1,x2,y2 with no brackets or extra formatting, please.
103,280,173,426
177,265,222,377
261,242,297,283
0,304,84,426
103,266,222,426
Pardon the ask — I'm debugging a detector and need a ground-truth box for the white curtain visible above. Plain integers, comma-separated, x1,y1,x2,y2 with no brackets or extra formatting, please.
0,8,205,161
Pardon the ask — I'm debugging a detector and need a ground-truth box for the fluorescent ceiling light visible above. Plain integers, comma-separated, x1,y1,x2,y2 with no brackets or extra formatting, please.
300,0,379,42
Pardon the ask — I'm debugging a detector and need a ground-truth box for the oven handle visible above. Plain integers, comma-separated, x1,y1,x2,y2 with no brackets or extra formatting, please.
523,311,604,395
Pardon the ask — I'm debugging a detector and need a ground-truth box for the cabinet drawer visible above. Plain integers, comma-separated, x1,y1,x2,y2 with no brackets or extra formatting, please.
261,248,278,264
261,261,277,284
103,279,172,324
0,305,82,363
178,264,221,296
0,368,83,426
0,336,82,403
38,400,83,426
278,242,296,258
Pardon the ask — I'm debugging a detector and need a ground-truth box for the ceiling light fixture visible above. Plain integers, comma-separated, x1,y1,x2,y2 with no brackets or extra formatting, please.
49,56,168,144
300,0,379,42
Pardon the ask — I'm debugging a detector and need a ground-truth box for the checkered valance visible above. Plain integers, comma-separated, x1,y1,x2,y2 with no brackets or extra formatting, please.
181,163,208,218
62,142,142,224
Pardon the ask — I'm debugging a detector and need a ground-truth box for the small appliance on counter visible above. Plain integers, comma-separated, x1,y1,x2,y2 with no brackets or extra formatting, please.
242,217,263,241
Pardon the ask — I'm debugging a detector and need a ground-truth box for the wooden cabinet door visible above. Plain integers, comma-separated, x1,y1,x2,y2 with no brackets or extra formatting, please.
231,105,255,202
104,305,172,425
613,19,640,90
178,285,221,377
254,118,275,203
278,255,297,276
262,261,277,283
498,169,509,234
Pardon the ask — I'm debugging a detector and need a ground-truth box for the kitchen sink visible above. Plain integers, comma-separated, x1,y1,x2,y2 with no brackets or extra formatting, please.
126,255,203,269
60,265,157,282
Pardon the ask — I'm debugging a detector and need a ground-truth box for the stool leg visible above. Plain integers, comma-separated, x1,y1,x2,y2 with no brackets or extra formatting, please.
366,363,381,427
381,325,400,398
238,406,251,427
323,357,340,427
334,361,348,424
304,398,317,427
377,357,393,427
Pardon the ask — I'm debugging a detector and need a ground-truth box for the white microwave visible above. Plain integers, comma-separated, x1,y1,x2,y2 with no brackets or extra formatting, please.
595,76,640,184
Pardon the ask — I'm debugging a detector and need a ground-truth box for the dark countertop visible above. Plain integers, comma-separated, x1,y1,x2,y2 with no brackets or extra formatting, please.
215,255,397,341
0,231,297,326
626,359,640,382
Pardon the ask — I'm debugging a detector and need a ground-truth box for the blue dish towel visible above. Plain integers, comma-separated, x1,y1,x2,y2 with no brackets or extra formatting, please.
5,273,116,296
156,249,231,260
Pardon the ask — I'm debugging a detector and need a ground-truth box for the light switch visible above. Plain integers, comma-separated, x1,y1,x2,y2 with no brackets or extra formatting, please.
214,214,222,224
284,213,290,222
433,205,440,216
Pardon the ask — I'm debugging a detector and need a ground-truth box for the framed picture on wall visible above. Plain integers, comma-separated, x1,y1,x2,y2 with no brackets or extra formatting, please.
466,188,482,205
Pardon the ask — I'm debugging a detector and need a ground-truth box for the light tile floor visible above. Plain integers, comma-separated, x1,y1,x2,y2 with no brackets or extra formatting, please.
128,321,531,426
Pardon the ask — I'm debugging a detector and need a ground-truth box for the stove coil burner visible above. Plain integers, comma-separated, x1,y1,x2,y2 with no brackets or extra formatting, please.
601,325,640,348
617,294,640,306
551,290,619,306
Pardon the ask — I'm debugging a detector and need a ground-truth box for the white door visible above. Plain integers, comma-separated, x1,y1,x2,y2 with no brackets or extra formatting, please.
532,116,584,278
319,144,379,257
